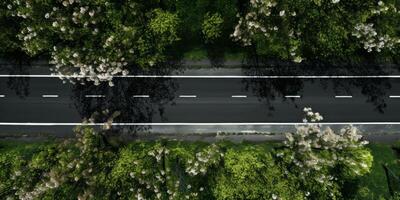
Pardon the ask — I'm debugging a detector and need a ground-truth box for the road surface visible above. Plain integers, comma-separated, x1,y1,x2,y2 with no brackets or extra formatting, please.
1,76,400,124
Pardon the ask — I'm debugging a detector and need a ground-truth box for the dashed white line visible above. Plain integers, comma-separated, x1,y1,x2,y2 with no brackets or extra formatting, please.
389,96,400,98
335,95,353,98
232,95,247,98
133,95,150,98
42,95,59,98
179,95,197,98
285,95,301,98
85,95,105,98
0,95,5,98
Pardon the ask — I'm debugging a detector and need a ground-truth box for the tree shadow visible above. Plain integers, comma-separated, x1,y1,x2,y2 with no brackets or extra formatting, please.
242,58,392,114
0,55,32,99
72,63,179,133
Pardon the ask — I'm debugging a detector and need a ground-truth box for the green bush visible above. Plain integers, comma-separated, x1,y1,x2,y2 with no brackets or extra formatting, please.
202,13,224,43
0,127,374,199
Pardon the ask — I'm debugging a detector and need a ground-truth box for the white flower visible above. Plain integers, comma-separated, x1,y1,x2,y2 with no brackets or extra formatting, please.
89,11,95,17
279,10,285,16
45,13,50,19
80,7,87,14
293,56,303,63
332,0,340,3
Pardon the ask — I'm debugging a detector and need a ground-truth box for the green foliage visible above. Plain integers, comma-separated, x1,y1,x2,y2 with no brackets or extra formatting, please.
0,0,181,84
0,0,27,59
0,129,375,199
383,165,400,197
352,143,400,200
174,0,237,43
234,0,400,63
202,13,224,43
213,146,303,200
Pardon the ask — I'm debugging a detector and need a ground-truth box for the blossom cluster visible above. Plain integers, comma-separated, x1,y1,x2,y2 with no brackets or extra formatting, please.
231,0,277,46
185,144,223,176
353,23,400,53
4,0,179,86
280,107,371,191
119,144,214,200
231,0,304,63
232,0,399,62
351,1,400,53
14,171,63,200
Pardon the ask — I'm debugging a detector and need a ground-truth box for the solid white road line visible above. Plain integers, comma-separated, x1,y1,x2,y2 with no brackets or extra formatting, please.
179,95,197,98
133,95,150,98
285,95,301,98
42,95,59,98
1,122,400,126
232,95,247,98
335,95,353,98
1,74,400,79
389,96,400,98
85,95,105,98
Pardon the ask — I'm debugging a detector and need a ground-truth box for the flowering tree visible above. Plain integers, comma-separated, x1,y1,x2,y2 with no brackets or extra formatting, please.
0,1,28,59
277,107,373,199
5,0,179,85
111,142,223,200
232,0,400,63
0,108,375,199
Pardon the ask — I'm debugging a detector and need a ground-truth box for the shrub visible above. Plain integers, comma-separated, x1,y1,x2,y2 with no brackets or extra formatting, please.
202,13,224,43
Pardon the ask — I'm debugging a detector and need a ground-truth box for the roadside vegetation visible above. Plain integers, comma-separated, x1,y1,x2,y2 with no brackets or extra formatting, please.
0,1,399,199
1,0,399,84
0,108,389,200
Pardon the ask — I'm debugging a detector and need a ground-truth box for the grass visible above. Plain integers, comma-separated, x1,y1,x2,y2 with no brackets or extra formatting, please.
352,143,400,200
183,47,208,61
182,46,245,63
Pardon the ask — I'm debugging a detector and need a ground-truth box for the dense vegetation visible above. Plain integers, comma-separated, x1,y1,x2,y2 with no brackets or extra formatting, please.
1,0,399,83
0,129,370,199
0,108,377,200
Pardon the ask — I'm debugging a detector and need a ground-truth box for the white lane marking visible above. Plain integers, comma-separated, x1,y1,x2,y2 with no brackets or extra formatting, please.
0,95,5,98
1,122,400,126
42,95,59,98
179,95,197,98
1,74,400,79
85,95,105,98
232,95,247,98
285,95,301,98
389,96,400,98
335,95,353,98
133,95,150,98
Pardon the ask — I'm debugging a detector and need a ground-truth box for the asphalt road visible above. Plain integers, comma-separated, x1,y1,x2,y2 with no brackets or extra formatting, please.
1,76,400,124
